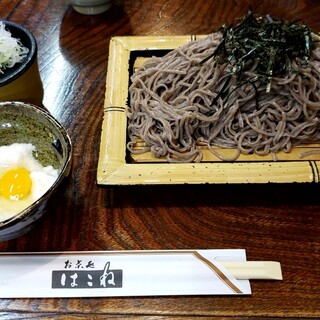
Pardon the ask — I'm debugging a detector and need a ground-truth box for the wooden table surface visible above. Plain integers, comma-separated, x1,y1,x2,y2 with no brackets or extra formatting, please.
1,0,320,318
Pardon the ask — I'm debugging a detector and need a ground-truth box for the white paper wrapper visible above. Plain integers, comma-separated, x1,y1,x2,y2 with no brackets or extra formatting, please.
0,249,251,298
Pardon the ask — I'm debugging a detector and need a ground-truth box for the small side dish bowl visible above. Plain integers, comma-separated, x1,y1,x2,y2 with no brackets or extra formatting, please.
67,0,113,15
0,101,72,241
0,21,43,105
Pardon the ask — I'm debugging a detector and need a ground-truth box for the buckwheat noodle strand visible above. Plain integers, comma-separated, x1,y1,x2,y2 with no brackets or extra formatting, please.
127,32,320,163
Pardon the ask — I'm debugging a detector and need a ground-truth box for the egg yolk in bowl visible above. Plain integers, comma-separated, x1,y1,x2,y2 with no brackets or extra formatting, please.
0,168,32,201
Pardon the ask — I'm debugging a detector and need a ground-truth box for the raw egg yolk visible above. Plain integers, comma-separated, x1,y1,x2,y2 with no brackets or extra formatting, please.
0,168,32,200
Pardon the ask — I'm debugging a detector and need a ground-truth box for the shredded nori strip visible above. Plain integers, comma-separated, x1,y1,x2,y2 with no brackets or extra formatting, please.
203,11,315,97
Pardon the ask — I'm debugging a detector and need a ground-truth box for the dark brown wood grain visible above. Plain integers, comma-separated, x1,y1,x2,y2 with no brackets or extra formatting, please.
0,0,320,318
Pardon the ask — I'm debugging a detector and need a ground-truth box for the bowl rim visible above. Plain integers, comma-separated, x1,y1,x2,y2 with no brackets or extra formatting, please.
0,21,37,86
0,101,72,229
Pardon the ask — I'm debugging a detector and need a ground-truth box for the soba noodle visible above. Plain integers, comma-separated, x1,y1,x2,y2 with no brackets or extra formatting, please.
127,20,320,162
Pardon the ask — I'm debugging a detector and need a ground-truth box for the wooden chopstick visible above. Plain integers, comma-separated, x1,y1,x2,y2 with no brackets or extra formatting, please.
220,261,283,280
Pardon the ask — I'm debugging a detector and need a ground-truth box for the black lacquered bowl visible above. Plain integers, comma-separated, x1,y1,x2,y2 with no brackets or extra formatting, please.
0,21,43,105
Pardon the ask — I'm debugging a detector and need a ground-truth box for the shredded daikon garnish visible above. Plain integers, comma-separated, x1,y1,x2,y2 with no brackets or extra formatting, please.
0,22,29,74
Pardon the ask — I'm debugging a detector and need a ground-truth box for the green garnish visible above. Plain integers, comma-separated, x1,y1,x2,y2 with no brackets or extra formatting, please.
203,11,315,98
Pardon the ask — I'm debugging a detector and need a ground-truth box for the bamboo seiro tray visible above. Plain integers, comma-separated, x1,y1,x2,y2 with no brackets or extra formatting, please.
97,35,320,185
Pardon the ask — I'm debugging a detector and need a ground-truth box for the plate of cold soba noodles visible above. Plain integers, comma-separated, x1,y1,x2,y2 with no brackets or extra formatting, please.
97,12,320,185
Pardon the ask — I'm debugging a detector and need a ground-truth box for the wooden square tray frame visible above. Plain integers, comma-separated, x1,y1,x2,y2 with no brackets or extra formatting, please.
97,36,320,185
